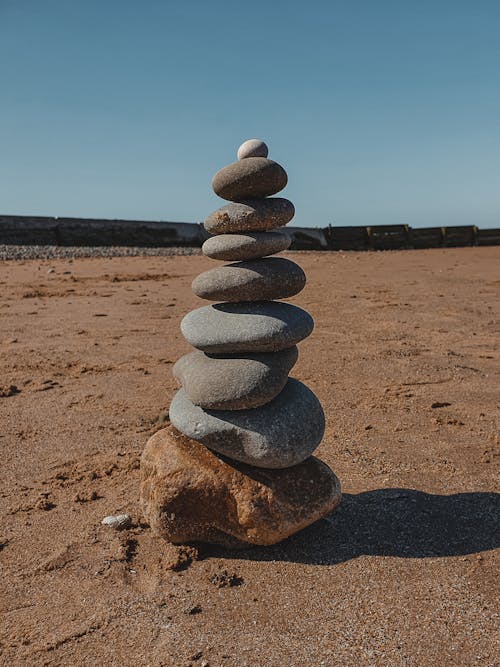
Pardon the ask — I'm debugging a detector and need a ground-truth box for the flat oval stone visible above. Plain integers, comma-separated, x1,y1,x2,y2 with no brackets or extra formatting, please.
169,379,325,468
140,425,341,547
192,258,306,302
237,138,268,160
204,198,294,234
202,231,291,261
181,301,314,353
173,346,298,410
212,158,287,200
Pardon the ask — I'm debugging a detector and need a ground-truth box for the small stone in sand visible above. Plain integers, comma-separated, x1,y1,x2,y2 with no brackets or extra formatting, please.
101,513,131,529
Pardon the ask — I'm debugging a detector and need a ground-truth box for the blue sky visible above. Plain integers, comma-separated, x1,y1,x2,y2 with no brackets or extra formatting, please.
1,0,499,228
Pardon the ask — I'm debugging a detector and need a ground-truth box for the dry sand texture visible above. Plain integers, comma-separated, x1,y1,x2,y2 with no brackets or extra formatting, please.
1,247,499,666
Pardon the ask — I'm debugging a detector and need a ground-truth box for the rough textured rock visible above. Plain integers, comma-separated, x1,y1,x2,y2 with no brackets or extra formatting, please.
140,425,341,547
192,257,306,302
212,158,287,201
181,301,314,353
173,346,298,410
204,198,294,234
202,231,291,261
169,379,325,468
237,138,269,160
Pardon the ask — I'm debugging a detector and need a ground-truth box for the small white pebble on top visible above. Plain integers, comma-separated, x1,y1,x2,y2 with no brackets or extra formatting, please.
237,138,268,160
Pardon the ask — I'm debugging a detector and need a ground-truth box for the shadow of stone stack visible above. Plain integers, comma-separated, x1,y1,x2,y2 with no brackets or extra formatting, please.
140,139,341,549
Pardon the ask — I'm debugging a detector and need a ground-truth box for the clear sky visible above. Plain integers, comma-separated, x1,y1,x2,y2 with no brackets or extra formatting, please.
1,0,499,228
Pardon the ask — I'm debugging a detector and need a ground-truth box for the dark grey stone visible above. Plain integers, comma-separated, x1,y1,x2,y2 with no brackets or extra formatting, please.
180,301,314,353
212,158,287,201
204,198,294,234
191,257,306,302
169,379,325,468
202,231,291,261
172,346,298,410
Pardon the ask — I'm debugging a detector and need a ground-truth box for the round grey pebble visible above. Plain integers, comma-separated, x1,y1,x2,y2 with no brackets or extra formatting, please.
169,379,325,468
202,231,291,261
237,138,269,160
212,158,287,201
204,199,295,235
181,301,314,354
192,257,306,302
173,346,298,410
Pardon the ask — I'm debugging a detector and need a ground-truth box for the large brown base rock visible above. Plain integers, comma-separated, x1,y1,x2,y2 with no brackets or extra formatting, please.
140,425,341,548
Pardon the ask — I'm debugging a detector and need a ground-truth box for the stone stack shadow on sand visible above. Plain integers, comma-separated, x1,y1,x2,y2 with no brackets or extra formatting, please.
140,139,341,548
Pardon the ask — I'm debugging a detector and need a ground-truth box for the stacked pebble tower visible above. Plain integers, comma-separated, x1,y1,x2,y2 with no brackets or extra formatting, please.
170,138,326,468
140,139,341,548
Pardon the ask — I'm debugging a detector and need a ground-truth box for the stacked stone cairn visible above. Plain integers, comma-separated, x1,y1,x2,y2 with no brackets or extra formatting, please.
140,139,341,548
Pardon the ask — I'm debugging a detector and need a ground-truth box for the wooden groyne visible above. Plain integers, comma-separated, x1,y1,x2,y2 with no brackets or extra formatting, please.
0,215,498,250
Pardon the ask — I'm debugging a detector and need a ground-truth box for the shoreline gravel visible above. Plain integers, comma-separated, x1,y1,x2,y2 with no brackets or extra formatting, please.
0,244,203,260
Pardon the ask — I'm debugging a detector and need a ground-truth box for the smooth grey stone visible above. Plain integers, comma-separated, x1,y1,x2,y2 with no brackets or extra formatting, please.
181,301,314,353
237,138,269,160
204,198,294,234
169,379,325,469
192,257,306,302
202,231,291,261
212,158,287,201
172,347,298,410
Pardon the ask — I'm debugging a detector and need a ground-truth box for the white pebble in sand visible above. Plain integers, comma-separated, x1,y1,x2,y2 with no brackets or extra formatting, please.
101,513,131,529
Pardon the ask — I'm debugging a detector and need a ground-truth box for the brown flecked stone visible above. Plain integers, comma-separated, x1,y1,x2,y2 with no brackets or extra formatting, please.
191,257,306,302
204,199,294,234
212,158,287,200
140,425,341,548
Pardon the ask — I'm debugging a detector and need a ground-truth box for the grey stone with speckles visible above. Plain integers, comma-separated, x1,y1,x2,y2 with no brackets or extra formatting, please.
180,301,314,354
212,158,287,201
192,257,305,302
173,346,298,410
202,230,290,261
169,379,325,468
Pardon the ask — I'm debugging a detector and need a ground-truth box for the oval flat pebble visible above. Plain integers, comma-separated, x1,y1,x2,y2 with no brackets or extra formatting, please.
173,346,298,410
181,301,314,353
204,198,294,234
237,138,269,160
101,514,131,529
192,257,306,302
169,378,325,469
212,158,287,201
202,231,291,261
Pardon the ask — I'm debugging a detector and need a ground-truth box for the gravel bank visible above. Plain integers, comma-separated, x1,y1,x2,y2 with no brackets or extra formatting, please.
0,244,202,260
0,245,318,260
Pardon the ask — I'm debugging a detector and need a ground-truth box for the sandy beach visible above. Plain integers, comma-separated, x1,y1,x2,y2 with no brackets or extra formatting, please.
1,247,499,666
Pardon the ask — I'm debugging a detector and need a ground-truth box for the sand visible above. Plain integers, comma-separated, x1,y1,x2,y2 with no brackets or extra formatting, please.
1,248,499,666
